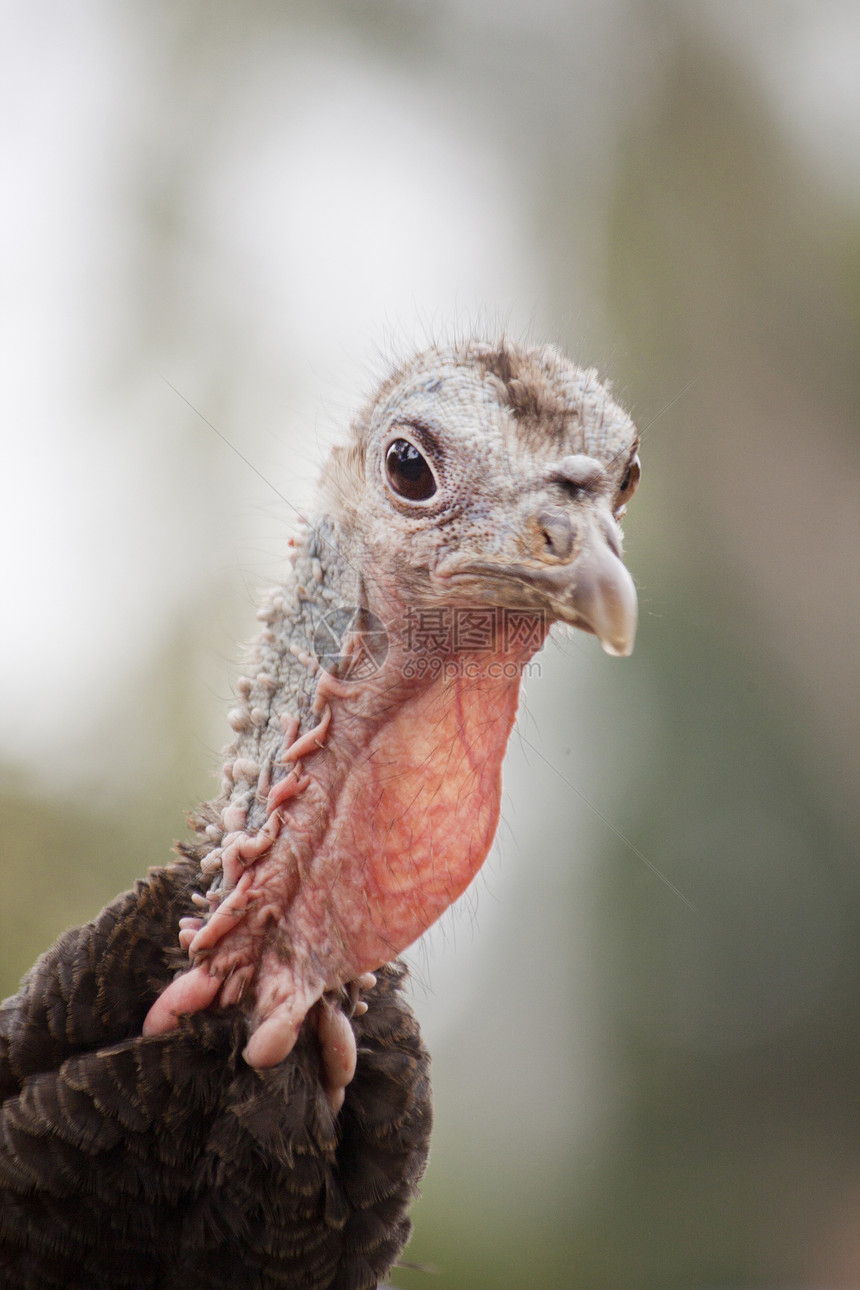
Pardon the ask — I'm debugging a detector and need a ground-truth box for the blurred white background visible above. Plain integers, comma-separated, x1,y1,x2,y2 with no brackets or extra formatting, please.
2,3,859,1286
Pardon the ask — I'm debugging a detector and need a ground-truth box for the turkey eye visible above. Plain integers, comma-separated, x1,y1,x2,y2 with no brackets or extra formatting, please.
385,438,437,502
617,453,641,503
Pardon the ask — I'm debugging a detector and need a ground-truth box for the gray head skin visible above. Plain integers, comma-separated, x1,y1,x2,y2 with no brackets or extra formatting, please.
143,338,641,1108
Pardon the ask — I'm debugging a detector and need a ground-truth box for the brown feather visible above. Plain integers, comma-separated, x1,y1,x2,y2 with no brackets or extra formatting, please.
0,863,431,1290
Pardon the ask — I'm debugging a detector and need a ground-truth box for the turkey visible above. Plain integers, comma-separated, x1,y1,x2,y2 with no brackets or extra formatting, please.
0,339,640,1289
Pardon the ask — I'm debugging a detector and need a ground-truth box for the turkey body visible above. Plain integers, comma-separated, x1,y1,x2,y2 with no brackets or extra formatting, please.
0,863,431,1290
0,337,641,1289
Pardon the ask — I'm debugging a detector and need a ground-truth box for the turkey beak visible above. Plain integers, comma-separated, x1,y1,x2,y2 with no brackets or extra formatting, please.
434,506,638,656
553,523,638,657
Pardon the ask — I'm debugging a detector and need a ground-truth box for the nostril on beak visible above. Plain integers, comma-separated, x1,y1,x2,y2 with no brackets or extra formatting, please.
538,509,574,561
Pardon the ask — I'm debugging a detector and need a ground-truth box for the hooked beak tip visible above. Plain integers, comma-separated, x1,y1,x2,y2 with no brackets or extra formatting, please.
565,537,638,657
600,632,635,659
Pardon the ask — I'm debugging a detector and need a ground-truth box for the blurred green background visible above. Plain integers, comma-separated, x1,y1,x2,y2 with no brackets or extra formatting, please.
2,2,859,1286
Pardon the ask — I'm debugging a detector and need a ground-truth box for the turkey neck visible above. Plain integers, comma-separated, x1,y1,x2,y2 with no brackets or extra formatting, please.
180,512,546,1036
201,513,545,912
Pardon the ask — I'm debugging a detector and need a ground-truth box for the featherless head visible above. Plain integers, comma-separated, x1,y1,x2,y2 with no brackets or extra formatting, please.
322,338,640,656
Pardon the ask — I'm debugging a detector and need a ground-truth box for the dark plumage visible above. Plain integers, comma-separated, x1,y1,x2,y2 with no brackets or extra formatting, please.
0,863,430,1290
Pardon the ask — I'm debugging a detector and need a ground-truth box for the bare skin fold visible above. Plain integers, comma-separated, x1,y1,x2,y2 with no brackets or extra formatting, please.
142,338,641,1110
